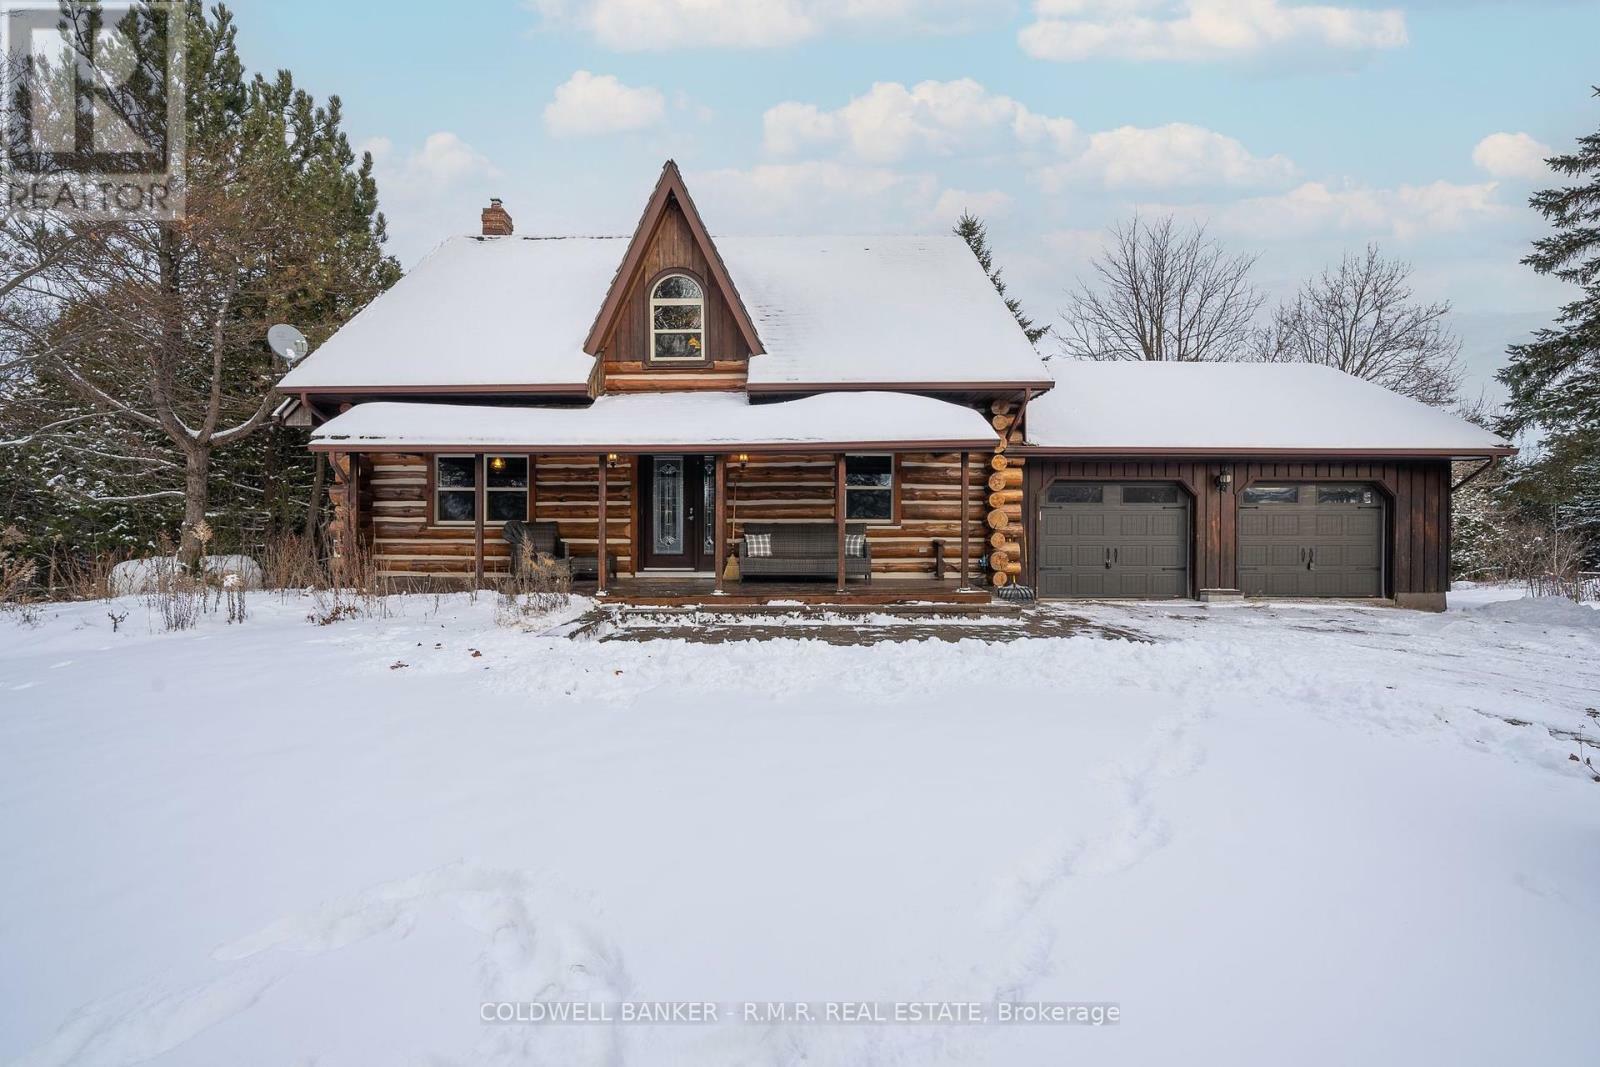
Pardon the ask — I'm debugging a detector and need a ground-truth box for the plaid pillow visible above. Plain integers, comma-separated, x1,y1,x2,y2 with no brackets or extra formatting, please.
845,532,867,558
744,532,772,558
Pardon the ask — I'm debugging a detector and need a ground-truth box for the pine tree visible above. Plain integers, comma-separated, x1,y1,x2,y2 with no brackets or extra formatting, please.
954,212,1049,344
1497,85,1600,553
0,2,399,569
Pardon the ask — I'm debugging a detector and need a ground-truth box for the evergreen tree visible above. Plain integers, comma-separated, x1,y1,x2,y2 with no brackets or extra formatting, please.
0,2,399,569
954,212,1049,344
1497,85,1600,554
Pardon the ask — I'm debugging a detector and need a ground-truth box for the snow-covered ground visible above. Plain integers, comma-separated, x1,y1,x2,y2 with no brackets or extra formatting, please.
1,586,1596,1066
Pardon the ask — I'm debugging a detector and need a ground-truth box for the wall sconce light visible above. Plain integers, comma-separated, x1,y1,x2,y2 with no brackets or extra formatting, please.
1215,466,1234,490
736,453,749,467
605,452,620,466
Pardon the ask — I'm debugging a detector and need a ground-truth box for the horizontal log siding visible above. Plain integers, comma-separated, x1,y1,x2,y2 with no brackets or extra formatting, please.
726,452,988,578
1025,457,1453,598
596,200,749,395
365,453,635,581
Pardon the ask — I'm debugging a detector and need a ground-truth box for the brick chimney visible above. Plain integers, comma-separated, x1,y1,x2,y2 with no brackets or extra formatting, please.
480,197,513,237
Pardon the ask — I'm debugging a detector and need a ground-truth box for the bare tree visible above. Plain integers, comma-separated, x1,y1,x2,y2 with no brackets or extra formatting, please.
1056,214,1265,362
1254,244,1463,407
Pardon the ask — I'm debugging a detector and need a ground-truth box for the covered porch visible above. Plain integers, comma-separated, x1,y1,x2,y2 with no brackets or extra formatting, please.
310,391,1003,598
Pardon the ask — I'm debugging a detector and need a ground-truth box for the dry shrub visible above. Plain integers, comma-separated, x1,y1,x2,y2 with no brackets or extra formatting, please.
308,536,392,624
496,546,572,627
55,548,129,601
1,526,41,625
261,531,326,592
143,563,208,633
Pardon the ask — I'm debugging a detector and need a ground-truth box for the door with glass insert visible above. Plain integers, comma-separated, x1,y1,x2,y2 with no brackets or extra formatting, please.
641,455,713,570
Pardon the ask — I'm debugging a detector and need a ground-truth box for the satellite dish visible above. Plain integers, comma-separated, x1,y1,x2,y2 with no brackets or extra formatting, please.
268,323,309,364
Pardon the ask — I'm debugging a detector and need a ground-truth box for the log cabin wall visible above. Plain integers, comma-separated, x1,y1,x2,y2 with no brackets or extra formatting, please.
725,452,989,579
1023,457,1453,598
595,198,750,395
358,453,635,583
347,450,987,583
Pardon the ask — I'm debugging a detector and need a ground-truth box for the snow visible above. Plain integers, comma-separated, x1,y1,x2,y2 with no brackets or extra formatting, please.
310,390,996,450
1027,362,1512,456
277,237,624,390
277,234,1051,393
721,237,1050,388
1,587,1596,1065
108,555,264,595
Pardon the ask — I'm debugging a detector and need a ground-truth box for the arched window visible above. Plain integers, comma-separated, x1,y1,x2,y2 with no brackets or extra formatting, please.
650,274,705,362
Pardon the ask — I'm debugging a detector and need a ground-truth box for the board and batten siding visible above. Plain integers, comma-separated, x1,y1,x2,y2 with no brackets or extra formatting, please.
1023,457,1453,602
333,450,987,583
593,199,751,395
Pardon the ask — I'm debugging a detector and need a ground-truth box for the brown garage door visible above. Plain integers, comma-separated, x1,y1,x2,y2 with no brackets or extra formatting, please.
1238,483,1385,597
1038,482,1190,599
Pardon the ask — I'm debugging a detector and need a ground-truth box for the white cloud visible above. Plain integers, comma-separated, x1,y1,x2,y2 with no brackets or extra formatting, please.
767,80,1289,193
361,131,500,198
1034,122,1296,190
1199,179,1505,240
931,187,1014,222
764,79,1078,163
544,71,666,137
530,0,1002,51
1019,0,1407,63
1472,131,1552,181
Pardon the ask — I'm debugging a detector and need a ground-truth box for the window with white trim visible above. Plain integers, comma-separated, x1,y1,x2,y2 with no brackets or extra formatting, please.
844,454,894,522
650,274,705,362
434,455,528,525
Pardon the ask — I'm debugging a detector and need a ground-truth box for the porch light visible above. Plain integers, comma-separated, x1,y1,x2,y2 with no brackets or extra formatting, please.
606,452,620,465
736,453,749,467
1216,466,1233,490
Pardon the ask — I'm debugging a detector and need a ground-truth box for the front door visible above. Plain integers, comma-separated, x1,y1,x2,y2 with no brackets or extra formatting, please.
641,455,716,571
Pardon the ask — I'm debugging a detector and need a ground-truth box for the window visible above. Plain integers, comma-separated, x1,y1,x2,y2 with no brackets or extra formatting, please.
434,456,476,524
1122,484,1181,505
434,455,529,525
1317,485,1375,506
650,274,705,362
845,454,894,522
1045,483,1103,504
486,456,529,522
1242,485,1299,505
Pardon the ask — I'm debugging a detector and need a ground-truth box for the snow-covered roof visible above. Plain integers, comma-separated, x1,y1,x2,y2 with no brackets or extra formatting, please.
278,234,1050,393
309,391,997,451
279,237,620,391
1026,362,1512,457
721,237,1050,389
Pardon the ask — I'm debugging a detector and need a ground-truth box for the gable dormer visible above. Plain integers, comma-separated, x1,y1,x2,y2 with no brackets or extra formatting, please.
584,161,763,396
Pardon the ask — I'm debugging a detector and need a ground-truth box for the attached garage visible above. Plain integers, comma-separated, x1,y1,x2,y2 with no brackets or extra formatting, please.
1037,481,1190,598
1238,483,1384,597
1015,363,1515,610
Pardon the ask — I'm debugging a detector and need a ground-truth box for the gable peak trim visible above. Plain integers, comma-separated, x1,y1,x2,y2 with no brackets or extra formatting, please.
582,160,764,358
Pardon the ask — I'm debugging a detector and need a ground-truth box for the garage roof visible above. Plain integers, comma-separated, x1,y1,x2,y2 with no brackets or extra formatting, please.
1025,362,1513,458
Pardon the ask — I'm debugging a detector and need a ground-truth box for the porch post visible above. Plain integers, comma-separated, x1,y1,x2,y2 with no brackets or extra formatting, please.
835,452,847,593
473,454,485,588
596,454,609,595
959,449,971,590
713,453,728,594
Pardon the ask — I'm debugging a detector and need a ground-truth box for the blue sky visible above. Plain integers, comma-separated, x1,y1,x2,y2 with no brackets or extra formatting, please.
226,0,1598,401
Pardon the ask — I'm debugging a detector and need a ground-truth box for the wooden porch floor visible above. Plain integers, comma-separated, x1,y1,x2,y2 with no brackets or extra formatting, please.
578,576,994,606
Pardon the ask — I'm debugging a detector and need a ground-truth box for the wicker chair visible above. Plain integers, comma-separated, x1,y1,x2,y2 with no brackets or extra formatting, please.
736,522,872,582
502,519,615,580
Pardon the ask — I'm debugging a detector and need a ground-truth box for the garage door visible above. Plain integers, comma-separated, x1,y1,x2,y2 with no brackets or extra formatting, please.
1238,483,1384,597
1038,482,1190,599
